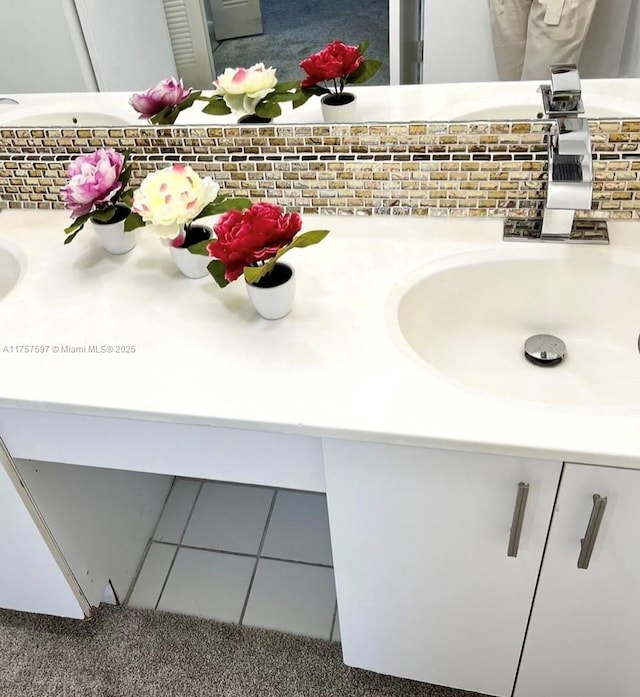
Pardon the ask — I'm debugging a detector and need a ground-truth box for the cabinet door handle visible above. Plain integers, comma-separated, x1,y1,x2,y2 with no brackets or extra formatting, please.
507,482,530,557
577,494,608,570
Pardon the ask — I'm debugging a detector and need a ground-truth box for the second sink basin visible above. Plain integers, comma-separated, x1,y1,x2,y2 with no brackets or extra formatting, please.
389,246,640,410
0,240,24,301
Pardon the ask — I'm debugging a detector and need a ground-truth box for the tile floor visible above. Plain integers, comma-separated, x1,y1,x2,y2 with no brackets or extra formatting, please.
126,478,341,642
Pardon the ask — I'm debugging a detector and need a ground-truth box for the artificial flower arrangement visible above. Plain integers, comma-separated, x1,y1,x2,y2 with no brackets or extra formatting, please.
62,148,134,244
189,201,329,288
128,164,250,249
130,77,201,125
201,63,298,120
294,39,381,108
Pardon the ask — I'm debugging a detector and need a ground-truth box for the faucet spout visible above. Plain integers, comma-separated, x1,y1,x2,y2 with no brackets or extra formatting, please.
544,117,593,214
503,64,608,245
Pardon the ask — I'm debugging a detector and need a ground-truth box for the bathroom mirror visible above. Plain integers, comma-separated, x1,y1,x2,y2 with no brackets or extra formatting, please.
1,0,639,127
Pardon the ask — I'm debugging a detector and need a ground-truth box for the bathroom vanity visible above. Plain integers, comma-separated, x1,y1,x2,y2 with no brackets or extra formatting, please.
1,209,639,697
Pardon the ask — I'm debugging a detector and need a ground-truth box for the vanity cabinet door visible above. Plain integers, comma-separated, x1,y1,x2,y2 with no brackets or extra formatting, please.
0,444,86,618
515,462,640,697
323,439,562,697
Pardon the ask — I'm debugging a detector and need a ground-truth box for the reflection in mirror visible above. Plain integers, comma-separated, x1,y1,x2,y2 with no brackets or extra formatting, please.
422,0,640,85
0,0,389,92
2,0,640,126
205,0,390,85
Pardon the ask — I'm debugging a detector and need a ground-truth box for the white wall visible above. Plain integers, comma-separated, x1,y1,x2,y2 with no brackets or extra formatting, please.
580,0,632,78
0,0,97,92
74,0,176,91
620,0,640,77
420,0,635,83
0,0,177,93
422,0,498,83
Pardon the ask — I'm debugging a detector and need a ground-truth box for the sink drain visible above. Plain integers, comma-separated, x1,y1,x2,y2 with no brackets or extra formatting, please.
524,334,566,367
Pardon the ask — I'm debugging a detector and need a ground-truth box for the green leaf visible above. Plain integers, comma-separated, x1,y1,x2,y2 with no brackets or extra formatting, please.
91,207,117,223
119,164,133,189
243,263,274,284
63,229,80,245
178,90,202,110
267,229,329,265
255,101,281,119
269,92,297,104
124,211,145,232
187,239,211,256
119,189,134,207
63,212,91,236
292,85,331,109
292,91,313,109
207,259,229,288
197,197,251,219
280,229,330,252
273,80,300,93
202,98,232,116
357,39,370,55
347,59,382,85
150,105,179,125
242,230,329,283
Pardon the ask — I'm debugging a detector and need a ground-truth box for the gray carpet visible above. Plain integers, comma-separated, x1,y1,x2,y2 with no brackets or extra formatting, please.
0,605,488,697
210,0,390,85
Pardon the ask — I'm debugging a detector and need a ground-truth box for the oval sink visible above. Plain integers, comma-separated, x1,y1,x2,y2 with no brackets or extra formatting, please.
0,106,132,127
389,248,640,410
448,98,639,121
0,240,24,301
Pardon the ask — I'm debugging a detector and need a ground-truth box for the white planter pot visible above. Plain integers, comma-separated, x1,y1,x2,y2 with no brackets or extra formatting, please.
90,205,135,255
320,92,357,123
169,225,212,279
245,262,296,320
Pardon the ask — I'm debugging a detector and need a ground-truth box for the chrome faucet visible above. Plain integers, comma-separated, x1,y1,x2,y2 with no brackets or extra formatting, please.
0,97,18,105
504,64,608,244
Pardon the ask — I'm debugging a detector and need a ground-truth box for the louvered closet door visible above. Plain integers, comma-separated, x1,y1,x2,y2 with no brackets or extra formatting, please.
208,0,263,40
163,0,217,88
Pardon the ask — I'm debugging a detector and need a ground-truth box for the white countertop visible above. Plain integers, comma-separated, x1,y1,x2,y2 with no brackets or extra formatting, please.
1,209,639,469
3,79,640,126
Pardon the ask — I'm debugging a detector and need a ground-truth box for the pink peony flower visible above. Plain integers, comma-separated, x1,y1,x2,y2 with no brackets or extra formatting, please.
129,77,191,120
207,202,302,282
61,148,125,218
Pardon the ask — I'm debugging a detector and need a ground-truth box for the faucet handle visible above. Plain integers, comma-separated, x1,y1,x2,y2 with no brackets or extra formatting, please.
541,64,584,116
550,64,581,98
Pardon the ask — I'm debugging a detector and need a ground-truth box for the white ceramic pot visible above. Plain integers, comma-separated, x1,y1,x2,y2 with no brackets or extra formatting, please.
320,92,357,123
169,224,212,279
90,205,135,255
245,262,296,320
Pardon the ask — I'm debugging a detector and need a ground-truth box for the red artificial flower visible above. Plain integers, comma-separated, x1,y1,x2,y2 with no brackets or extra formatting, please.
300,40,364,89
207,202,302,282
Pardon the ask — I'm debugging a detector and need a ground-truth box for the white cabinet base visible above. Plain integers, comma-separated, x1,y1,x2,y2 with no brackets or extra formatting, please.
323,439,561,697
515,462,640,697
0,443,86,618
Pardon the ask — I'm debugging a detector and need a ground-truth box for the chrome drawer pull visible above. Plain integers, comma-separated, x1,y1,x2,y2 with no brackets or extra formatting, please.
507,482,530,558
577,494,608,570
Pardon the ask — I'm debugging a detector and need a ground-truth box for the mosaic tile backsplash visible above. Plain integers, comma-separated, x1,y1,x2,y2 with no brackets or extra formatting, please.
1,120,639,218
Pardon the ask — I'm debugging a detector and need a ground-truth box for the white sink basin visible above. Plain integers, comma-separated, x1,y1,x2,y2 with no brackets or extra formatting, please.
0,105,133,127
448,97,639,121
389,247,640,410
0,239,24,301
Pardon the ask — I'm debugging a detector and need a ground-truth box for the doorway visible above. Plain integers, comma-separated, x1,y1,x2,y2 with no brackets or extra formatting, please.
205,0,390,84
